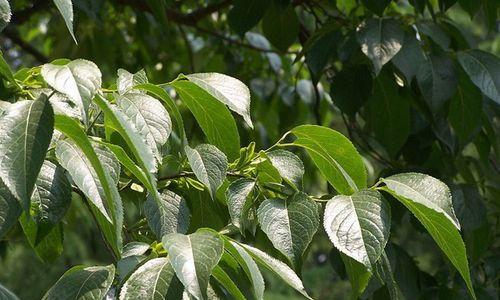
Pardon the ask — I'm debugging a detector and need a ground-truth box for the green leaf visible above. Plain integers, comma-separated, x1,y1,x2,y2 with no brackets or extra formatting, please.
43,264,115,300
226,240,265,300
266,149,304,189
185,73,253,129
119,257,184,300
144,189,190,238
356,18,405,75
383,173,459,228
0,51,17,86
392,31,426,82
289,125,367,195
28,160,71,240
226,178,256,234
0,283,19,300
117,69,148,95
0,95,54,211
0,0,10,32
53,0,77,43
330,64,373,116
381,173,475,299
324,189,391,269
54,115,123,257
417,53,457,113
95,141,152,191
262,2,299,52
185,144,228,198
212,266,246,300
170,80,240,160
94,94,156,177
228,0,269,36
361,0,391,15
449,72,483,146
93,142,121,184
20,219,64,263
366,71,410,157
342,254,371,299
257,192,319,269
116,92,172,164
457,50,500,105
41,59,101,124
0,183,21,238
135,83,186,148
238,243,312,299
162,231,224,300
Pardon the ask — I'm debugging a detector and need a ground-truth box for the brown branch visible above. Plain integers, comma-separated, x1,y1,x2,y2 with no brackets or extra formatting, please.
2,28,49,63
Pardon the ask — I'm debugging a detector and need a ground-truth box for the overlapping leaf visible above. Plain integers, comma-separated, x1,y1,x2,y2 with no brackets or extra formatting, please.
185,73,253,128
185,144,227,198
324,189,391,269
357,18,405,74
144,190,190,238
41,59,101,123
43,264,115,300
226,178,256,233
162,231,224,300
289,125,367,195
257,193,320,269
120,257,183,300
170,80,240,160
382,173,475,299
0,95,54,211
117,92,172,164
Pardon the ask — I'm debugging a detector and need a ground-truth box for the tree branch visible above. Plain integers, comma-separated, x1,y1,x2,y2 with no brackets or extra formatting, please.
2,28,49,63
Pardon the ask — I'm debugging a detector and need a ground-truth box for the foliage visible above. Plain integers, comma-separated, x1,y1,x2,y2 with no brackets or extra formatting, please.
0,0,499,299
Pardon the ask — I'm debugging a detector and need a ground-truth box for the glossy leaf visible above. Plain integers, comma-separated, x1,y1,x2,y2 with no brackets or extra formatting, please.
0,183,21,238
144,189,190,238
170,80,240,160
53,0,77,43
119,257,183,300
382,173,475,299
0,283,18,300
226,178,256,233
117,69,148,95
356,18,404,74
54,115,123,256
135,83,186,147
290,125,367,195
342,254,371,299
41,59,101,123
185,144,228,198
0,95,54,211
239,243,312,299
95,94,156,177
266,149,304,189
0,0,10,32
458,50,500,105
324,189,391,269
226,240,265,300
43,264,115,300
117,92,172,164
185,73,253,128
162,231,224,300
257,193,320,269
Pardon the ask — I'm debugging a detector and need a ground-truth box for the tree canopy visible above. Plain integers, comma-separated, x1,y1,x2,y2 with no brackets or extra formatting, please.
0,0,499,299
